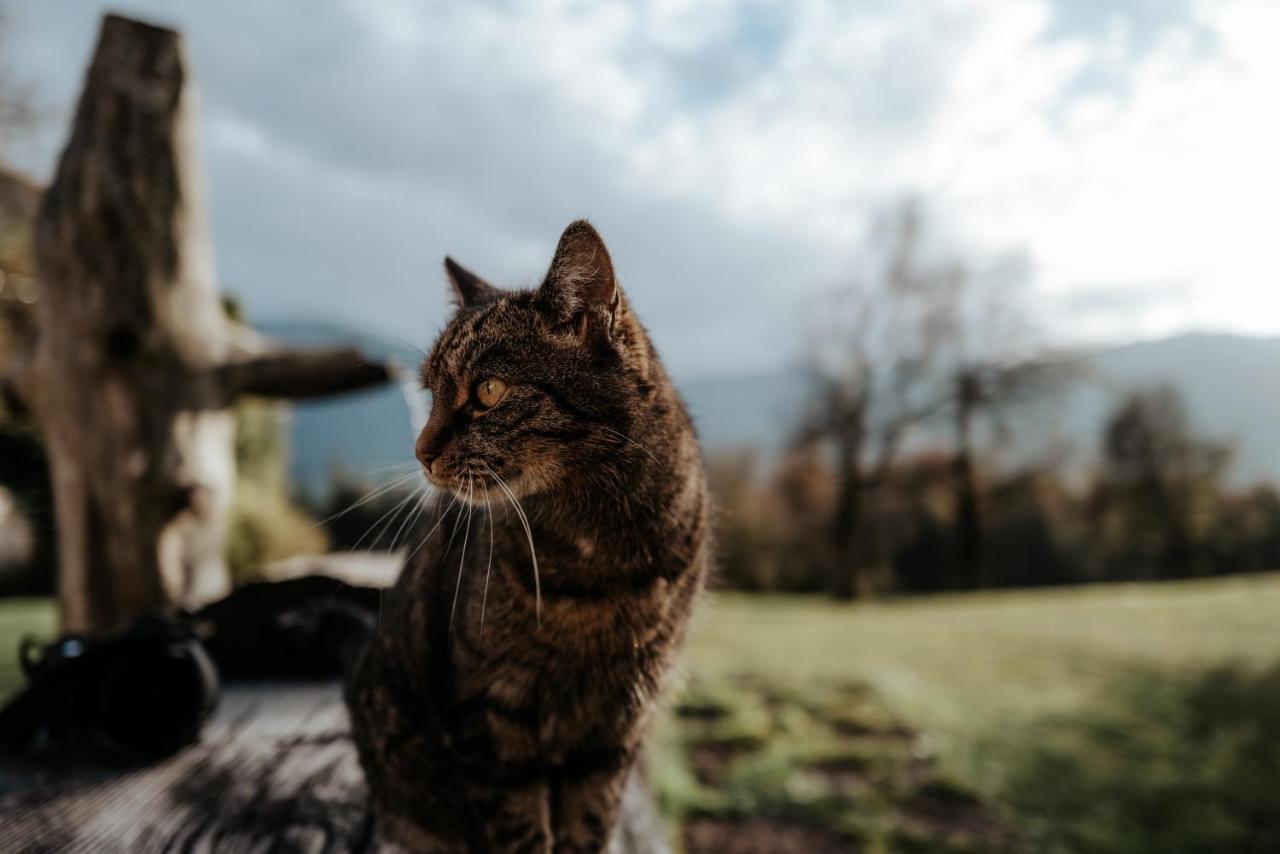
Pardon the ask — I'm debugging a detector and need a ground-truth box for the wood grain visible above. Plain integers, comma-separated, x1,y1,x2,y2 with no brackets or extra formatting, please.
0,683,669,853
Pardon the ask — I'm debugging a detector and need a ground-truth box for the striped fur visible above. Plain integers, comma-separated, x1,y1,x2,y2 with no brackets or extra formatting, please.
346,221,709,852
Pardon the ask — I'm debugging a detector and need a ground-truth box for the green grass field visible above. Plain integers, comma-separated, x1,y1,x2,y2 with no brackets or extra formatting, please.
0,596,55,704
655,574,1280,852
4,575,1279,852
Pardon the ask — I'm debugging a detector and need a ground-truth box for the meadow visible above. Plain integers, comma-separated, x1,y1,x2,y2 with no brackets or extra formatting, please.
4,574,1279,852
658,574,1280,852
0,596,54,710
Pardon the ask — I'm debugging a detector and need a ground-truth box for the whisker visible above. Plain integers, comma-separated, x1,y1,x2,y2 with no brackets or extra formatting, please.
374,485,431,550
362,461,424,475
598,425,659,464
312,470,420,528
480,486,495,637
443,490,468,550
449,476,475,637
387,483,432,554
401,490,460,566
483,465,540,626
351,487,423,552
378,486,432,636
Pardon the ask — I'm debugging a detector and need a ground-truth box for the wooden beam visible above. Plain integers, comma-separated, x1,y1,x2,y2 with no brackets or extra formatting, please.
218,347,394,401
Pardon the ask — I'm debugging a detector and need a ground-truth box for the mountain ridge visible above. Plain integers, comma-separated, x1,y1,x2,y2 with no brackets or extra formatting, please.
262,322,1280,493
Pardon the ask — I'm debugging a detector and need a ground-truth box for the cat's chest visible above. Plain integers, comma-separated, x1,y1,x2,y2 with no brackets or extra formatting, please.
462,651,646,754
450,600,660,704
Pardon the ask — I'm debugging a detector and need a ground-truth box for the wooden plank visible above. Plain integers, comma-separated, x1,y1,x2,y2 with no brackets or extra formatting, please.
0,684,367,853
0,683,670,853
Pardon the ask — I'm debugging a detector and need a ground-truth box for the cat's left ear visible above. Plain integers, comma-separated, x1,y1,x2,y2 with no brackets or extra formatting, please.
444,257,501,309
537,220,621,346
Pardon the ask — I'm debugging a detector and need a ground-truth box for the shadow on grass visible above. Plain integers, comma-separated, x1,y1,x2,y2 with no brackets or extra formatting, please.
661,676,1013,853
998,663,1280,854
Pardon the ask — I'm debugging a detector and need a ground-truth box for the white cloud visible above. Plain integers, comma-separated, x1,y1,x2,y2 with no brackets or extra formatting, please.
6,0,1279,373
615,0,1280,347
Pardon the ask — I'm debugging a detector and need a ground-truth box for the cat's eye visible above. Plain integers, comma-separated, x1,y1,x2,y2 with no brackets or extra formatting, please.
473,377,508,409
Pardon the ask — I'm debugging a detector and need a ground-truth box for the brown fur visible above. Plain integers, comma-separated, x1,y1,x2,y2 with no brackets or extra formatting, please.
346,221,709,852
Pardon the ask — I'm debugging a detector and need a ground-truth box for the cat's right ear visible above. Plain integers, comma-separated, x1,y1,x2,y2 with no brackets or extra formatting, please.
444,257,501,309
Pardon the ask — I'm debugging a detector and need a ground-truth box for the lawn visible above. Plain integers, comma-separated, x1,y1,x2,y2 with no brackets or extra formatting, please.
4,575,1280,852
0,596,56,704
656,574,1280,852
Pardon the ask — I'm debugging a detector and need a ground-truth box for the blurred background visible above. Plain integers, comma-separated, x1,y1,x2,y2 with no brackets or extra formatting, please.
2,1,1279,852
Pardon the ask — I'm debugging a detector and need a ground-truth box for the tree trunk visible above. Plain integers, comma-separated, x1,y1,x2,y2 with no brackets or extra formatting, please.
34,16,390,632
831,429,867,600
35,16,231,631
953,372,983,590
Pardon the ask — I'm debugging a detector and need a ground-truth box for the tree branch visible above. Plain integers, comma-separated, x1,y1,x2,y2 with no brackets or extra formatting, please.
218,348,394,401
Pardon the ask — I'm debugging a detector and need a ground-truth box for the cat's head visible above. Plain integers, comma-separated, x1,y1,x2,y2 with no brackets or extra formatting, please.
416,220,653,502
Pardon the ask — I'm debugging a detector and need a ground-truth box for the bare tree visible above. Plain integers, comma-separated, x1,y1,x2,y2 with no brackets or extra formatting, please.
927,252,1076,588
800,200,956,597
802,199,1072,596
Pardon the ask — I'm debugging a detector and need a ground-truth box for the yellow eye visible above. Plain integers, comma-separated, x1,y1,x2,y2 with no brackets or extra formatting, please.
473,377,508,409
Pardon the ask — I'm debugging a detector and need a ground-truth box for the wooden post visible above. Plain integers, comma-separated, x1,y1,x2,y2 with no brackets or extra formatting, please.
35,15,389,632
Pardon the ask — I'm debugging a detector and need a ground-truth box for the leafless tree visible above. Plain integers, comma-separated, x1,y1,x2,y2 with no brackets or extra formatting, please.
926,251,1078,588
801,199,1073,596
799,200,959,597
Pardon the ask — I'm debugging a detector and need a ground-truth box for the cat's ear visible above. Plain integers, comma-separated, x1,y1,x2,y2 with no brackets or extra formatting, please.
444,257,501,309
537,220,620,345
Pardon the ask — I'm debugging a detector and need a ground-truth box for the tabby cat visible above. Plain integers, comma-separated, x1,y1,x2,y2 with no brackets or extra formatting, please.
346,221,709,852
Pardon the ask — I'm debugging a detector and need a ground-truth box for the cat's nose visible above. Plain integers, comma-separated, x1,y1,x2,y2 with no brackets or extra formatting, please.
415,430,440,469
416,411,451,475
417,443,448,477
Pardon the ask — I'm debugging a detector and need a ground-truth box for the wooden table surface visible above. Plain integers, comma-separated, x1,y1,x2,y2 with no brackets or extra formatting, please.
0,682,668,854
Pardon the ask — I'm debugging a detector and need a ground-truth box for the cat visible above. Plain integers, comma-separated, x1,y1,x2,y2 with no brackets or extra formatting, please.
345,220,709,852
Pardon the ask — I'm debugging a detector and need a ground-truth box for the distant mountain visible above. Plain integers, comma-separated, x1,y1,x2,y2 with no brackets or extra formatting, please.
263,322,1280,494
1077,333,1280,485
684,333,1280,485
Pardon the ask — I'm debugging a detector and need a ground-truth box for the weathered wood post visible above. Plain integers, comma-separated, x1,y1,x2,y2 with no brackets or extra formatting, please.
35,15,389,632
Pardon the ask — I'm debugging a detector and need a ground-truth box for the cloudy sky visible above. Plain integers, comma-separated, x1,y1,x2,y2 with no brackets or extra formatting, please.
2,0,1277,378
